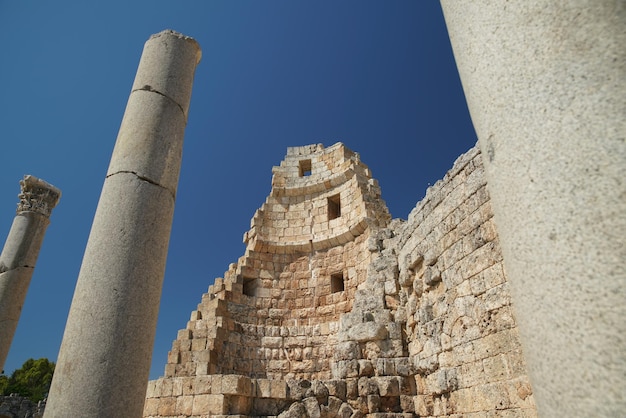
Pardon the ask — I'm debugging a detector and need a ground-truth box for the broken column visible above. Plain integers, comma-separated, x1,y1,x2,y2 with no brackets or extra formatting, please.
0,176,61,372
439,2,625,417
44,30,201,418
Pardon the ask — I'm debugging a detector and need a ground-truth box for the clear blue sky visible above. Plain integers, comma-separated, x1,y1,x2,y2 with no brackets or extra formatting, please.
0,1,476,379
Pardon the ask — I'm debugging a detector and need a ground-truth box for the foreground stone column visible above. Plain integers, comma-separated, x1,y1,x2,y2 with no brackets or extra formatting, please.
0,176,61,372
44,30,201,418
439,2,625,416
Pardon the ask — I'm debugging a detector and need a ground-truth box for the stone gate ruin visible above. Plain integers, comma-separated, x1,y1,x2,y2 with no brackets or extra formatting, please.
144,143,537,417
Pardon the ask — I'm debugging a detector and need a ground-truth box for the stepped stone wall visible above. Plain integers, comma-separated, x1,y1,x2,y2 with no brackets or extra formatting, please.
144,143,537,417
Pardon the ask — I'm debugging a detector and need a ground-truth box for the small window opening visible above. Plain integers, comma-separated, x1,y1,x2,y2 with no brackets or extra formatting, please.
328,194,341,220
331,272,345,293
242,276,256,297
299,159,312,177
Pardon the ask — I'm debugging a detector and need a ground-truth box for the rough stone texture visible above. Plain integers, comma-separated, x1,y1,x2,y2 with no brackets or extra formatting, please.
439,2,626,416
397,148,535,418
0,394,45,418
44,30,200,418
144,143,537,417
0,175,61,372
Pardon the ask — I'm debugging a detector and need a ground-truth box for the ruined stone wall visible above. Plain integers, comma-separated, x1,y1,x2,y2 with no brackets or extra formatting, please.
144,144,538,417
395,147,536,417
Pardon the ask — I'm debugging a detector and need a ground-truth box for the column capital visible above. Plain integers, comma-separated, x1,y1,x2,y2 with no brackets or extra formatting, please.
17,175,61,217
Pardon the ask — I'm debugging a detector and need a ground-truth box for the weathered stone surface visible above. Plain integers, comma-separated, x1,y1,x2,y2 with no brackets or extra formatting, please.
0,176,60,371
440,2,626,416
277,401,306,418
143,145,537,418
45,30,200,418
0,395,45,418
342,322,388,343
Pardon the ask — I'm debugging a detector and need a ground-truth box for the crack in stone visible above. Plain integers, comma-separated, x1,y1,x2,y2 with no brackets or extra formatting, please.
132,85,186,117
0,265,34,274
106,170,175,200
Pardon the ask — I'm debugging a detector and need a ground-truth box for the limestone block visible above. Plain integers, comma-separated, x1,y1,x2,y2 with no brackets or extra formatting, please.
262,336,283,349
375,358,398,376
372,377,400,397
286,379,312,400
335,341,360,360
483,354,509,382
175,395,194,415
367,394,381,413
271,379,288,399
394,396,414,415
358,360,374,377
309,380,329,404
472,383,511,411
341,322,388,343
473,329,515,361
332,361,347,379
447,387,474,414
192,394,226,415
423,265,441,287
413,395,433,417
483,283,511,312
384,279,399,295
426,368,458,396
198,375,217,395
322,396,343,416
220,375,252,396
352,288,385,311
156,397,176,416
324,380,347,399
342,360,360,379
278,401,306,418
303,397,321,418
357,377,379,396
343,378,358,400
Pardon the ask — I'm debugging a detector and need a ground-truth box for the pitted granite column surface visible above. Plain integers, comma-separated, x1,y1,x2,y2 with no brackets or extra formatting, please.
44,30,201,418
0,176,61,372
440,2,625,416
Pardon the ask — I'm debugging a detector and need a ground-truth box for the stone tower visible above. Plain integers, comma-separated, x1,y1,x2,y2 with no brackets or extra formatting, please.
145,143,537,417
146,142,394,415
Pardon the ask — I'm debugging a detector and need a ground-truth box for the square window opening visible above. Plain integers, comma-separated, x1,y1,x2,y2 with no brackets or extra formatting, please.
328,194,341,220
299,159,312,177
242,276,256,297
331,272,345,293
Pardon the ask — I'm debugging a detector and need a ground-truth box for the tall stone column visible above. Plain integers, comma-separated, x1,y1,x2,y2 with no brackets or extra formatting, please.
44,30,201,418
0,176,61,372
439,2,625,417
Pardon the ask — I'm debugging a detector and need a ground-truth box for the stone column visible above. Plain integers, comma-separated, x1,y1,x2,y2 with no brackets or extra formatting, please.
0,176,61,372
439,2,625,417
44,30,201,418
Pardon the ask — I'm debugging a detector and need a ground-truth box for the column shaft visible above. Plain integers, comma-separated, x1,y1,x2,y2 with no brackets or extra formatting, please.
439,2,625,416
0,176,61,372
44,30,201,418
